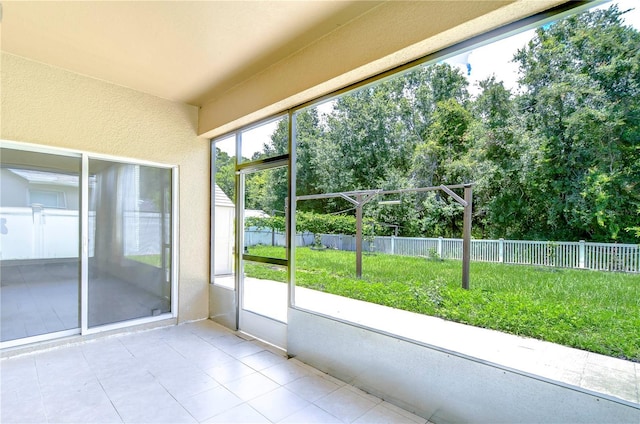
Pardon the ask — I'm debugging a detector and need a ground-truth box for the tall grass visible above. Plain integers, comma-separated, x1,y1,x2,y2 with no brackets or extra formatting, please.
245,245,640,361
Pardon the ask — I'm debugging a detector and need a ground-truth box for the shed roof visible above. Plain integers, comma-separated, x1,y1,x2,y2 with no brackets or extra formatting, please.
215,185,234,208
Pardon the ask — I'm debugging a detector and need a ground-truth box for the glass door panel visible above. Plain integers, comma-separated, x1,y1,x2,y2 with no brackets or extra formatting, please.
242,262,288,323
243,165,288,262
241,165,288,324
87,159,172,327
0,148,81,342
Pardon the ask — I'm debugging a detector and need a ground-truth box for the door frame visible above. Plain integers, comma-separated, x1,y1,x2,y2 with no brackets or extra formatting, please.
235,154,290,349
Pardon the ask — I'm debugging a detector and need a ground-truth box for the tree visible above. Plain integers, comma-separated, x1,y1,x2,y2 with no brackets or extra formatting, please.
214,147,235,201
513,5,640,241
412,98,474,187
320,79,418,192
409,65,474,237
467,77,537,239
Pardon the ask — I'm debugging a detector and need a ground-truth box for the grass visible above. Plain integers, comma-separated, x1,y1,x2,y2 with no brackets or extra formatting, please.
127,254,162,267
244,245,640,362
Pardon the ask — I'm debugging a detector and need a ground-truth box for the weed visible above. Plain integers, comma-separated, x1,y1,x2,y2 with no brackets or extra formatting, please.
427,247,442,261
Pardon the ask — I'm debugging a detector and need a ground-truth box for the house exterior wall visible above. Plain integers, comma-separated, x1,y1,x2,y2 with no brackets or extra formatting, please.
0,172,80,210
27,183,79,210
1,53,210,323
213,206,234,276
0,169,29,208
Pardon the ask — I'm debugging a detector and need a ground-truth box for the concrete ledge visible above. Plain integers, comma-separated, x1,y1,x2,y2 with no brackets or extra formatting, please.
293,285,639,405
288,308,640,423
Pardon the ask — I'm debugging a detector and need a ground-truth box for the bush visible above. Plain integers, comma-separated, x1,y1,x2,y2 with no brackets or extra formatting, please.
245,211,381,236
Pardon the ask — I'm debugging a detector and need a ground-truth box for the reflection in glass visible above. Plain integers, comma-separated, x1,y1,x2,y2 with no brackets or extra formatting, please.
88,159,172,327
0,148,81,342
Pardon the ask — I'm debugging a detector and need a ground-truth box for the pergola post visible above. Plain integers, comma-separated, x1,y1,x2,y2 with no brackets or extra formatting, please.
355,195,363,278
462,184,473,290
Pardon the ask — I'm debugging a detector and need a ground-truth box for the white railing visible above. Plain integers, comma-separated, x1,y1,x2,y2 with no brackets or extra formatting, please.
244,231,640,273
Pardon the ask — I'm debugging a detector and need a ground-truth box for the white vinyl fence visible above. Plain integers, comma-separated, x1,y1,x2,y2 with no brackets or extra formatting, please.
245,230,640,273
244,227,315,248
0,207,164,260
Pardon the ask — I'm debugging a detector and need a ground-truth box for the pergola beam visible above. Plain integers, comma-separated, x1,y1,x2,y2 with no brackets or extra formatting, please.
296,185,471,202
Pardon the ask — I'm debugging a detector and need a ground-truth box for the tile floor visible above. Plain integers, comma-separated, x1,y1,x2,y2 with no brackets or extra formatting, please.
1,319,430,424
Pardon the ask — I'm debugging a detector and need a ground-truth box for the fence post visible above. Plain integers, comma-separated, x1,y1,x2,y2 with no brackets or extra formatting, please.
438,237,443,259
32,204,45,257
391,235,395,255
499,238,504,263
579,240,585,269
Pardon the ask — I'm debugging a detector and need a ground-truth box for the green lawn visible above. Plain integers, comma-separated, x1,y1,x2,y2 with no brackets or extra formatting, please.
245,245,640,362
127,254,162,267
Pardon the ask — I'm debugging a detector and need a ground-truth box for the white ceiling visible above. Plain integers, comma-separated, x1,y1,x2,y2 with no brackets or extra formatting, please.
1,1,384,107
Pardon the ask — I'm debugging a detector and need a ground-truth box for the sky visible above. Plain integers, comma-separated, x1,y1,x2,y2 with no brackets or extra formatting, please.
444,0,640,95
216,0,639,157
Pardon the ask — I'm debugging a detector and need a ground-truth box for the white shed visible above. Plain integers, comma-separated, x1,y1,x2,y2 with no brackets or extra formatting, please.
213,185,234,275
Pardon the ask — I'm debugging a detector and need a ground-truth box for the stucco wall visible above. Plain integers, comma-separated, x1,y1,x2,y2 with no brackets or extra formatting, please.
1,53,210,322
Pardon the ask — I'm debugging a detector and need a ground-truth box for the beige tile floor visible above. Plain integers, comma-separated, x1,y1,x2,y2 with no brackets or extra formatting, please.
1,319,430,424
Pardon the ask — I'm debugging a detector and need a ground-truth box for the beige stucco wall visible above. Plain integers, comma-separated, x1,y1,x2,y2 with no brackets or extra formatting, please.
1,53,210,323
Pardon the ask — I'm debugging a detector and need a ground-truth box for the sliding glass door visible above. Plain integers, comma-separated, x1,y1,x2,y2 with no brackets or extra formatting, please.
0,141,176,347
0,147,81,343
87,159,172,327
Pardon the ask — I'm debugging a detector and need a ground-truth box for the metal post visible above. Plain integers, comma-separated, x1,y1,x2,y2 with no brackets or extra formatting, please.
356,195,363,278
462,184,472,289
288,111,297,308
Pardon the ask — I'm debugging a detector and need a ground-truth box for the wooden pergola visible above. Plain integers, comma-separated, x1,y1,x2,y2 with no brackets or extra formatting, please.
296,183,474,289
